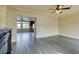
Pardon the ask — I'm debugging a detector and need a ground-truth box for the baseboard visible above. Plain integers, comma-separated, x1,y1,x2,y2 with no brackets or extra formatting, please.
37,34,79,40
37,34,58,39
59,35,79,40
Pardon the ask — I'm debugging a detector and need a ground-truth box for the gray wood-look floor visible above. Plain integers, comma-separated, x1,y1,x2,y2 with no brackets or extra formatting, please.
11,32,79,54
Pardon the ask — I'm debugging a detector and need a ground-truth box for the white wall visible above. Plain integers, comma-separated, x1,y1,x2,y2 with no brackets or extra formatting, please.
0,6,8,27
37,16,58,38
59,14,79,39
7,11,17,42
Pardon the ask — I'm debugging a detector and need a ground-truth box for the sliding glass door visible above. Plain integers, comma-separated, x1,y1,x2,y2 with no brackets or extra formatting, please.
17,16,36,39
17,20,30,32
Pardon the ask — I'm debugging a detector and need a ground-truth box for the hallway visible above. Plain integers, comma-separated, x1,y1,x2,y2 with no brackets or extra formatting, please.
12,33,79,54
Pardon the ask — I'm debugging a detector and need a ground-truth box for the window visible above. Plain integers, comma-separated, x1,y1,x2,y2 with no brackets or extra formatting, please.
23,22,29,29
17,21,30,29
17,21,21,29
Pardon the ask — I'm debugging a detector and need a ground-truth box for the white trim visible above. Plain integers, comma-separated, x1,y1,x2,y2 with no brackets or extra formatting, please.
59,34,79,40
36,34,58,39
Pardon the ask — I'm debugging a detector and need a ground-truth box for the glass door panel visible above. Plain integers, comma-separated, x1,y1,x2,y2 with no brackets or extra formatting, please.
22,22,30,29
17,21,21,29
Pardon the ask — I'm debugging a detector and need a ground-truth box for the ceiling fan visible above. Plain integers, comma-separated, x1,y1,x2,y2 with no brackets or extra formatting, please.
49,5,72,14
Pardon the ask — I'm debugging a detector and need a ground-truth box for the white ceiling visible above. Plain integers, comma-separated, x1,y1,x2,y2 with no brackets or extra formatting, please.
13,5,79,17
14,5,55,12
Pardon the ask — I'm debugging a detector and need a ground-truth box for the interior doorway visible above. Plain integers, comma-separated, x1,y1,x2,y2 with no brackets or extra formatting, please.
16,16,36,41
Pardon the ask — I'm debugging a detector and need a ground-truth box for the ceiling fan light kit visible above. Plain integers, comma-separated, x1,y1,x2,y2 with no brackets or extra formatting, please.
56,9,62,13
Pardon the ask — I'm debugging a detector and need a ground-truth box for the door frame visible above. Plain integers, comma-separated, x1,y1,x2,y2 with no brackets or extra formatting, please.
16,16,37,39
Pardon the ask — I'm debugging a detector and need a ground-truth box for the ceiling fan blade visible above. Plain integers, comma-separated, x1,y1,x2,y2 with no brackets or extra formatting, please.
62,7,70,9
51,10,56,14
